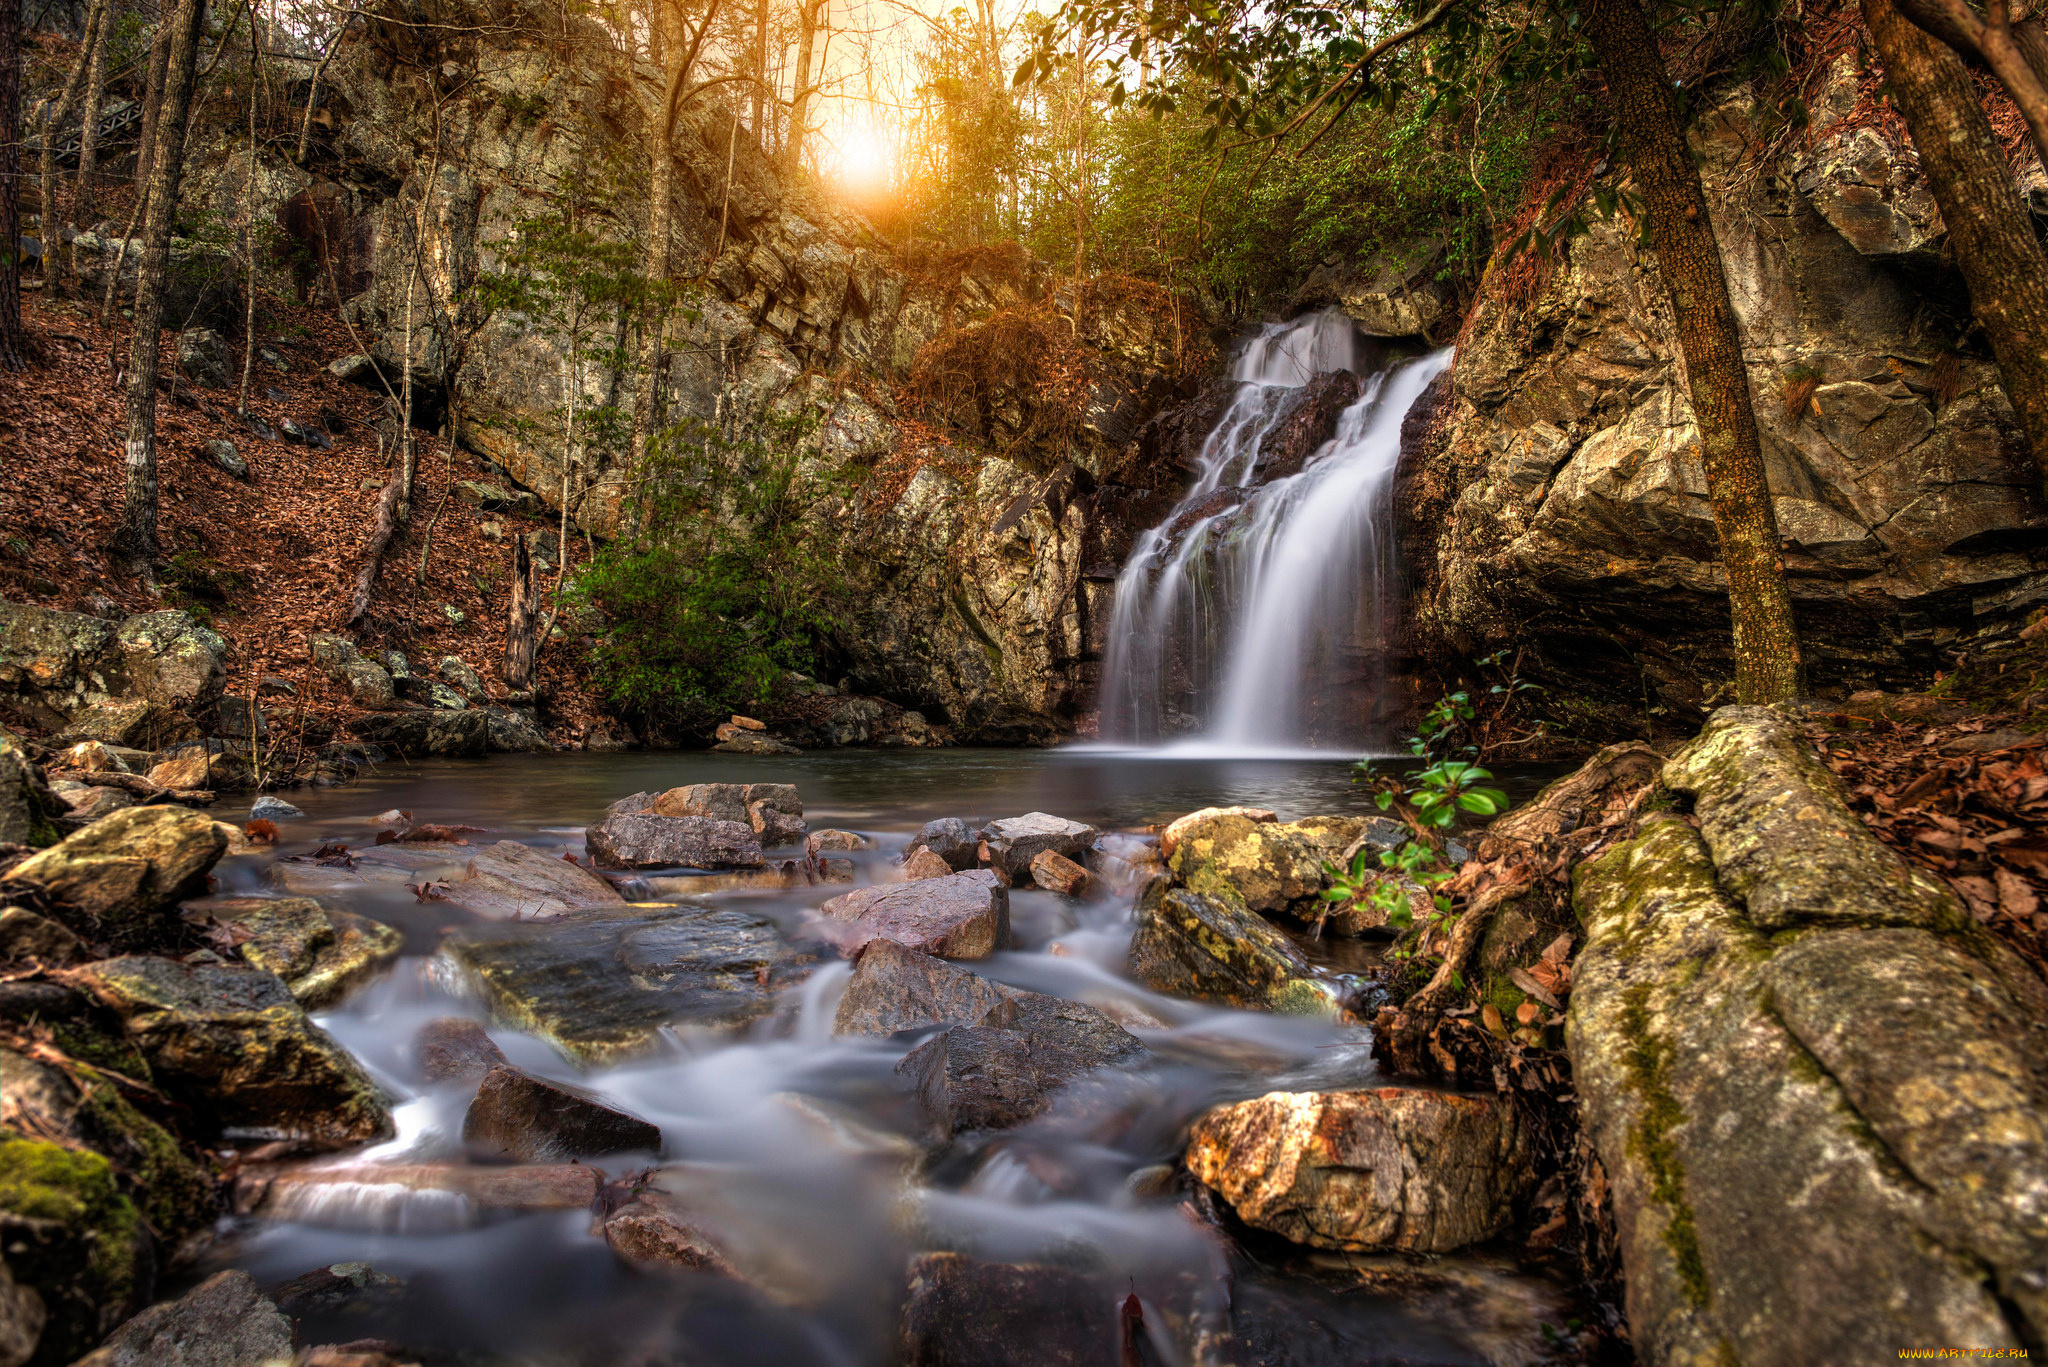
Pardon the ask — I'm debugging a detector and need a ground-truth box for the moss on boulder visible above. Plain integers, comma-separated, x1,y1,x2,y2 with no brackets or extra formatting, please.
1126,876,1339,1016
0,1138,150,1365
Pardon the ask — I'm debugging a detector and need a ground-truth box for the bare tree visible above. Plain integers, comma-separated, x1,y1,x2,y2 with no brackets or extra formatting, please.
73,0,114,223
784,0,825,172
38,0,109,292
0,0,21,370
113,0,211,568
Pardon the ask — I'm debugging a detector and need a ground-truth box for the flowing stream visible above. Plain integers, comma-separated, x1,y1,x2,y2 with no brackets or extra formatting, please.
1098,313,1452,753
206,750,1585,1366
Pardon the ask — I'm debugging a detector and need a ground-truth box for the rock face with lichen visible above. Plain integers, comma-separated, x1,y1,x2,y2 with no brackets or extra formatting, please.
1403,56,2048,740
1126,877,1339,1016
1569,706,2048,1363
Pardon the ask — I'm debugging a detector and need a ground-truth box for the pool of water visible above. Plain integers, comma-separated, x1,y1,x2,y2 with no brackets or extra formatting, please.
203,747,1589,1365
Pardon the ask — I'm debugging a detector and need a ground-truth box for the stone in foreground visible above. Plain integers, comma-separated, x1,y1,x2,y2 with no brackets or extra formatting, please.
1168,811,1360,917
1186,1088,1531,1253
241,1161,603,1217
1127,878,1338,1016
1027,849,1091,897
900,847,955,881
833,937,1015,1036
584,813,766,871
1158,804,1276,858
895,993,1145,1137
71,1269,292,1367
463,1066,662,1161
901,1252,1116,1367
814,870,1009,959
71,956,392,1143
439,903,814,1065
978,813,1100,884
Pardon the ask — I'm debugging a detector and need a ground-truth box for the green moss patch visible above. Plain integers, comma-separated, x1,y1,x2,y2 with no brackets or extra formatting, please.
1617,984,1710,1310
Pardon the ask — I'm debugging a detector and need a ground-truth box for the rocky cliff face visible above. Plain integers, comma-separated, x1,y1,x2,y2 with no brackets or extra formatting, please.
1399,57,2048,738
168,0,1198,743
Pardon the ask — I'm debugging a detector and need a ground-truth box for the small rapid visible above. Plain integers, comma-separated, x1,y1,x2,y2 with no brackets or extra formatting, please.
1097,311,1451,753
201,750,1578,1366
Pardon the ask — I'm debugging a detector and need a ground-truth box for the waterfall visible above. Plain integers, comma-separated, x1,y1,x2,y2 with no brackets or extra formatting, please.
1096,311,1452,753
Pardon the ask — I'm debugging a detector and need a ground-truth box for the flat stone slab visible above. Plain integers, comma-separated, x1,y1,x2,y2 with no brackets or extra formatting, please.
584,813,765,871
442,839,626,918
183,895,401,1008
238,1161,603,1216
438,904,816,1065
813,870,1009,959
71,1269,291,1367
415,1017,510,1083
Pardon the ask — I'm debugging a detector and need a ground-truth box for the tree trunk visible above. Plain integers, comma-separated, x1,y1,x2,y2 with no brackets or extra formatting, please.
1891,0,2048,165
505,534,540,691
347,470,403,623
785,0,823,174
113,0,209,567
1581,0,1803,704
631,0,677,468
750,0,767,141
1867,0,2048,497
132,14,175,210
0,0,22,371
40,0,107,291
74,0,114,223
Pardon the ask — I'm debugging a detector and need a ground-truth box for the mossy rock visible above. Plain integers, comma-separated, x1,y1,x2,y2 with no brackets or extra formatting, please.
185,897,402,1008
0,1138,150,1365
1127,877,1337,1017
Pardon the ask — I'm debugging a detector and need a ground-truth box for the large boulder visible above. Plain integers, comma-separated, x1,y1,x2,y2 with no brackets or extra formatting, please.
0,600,119,728
894,993,1146,1137
439,903,815,1065
833,937,1015,1036
1126,878,1339,1016
900,1252,1123,1367
348,709,488,757
814,870,1010,959
583,813,765,870
1187,1088,1531,1253
441,839,626,919
414,1017,509,1083
181,896,401,1008
462,1066,662,1161
71,956,393,1144
482,704,550,752
978,813,1099,885
1570,707,2048,1363
71,1269,292,1367
111,611,227,714
9,806,227,949
57,700,196,750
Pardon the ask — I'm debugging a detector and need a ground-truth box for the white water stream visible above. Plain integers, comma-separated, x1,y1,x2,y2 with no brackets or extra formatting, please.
1097,311,1452,753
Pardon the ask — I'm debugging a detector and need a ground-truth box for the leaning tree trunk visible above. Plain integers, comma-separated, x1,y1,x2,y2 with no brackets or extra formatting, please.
1866,0,2048,499
0,0,24,370
505,534,540,692
784,0,822,174
1581,0,1804,704
113,0,209,567
631,2,678,468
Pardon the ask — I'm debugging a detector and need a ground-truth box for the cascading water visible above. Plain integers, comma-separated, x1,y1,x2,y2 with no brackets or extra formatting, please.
1097,310,1452,752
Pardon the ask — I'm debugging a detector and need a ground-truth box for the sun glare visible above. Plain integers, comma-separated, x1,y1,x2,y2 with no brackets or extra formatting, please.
835,124,895,189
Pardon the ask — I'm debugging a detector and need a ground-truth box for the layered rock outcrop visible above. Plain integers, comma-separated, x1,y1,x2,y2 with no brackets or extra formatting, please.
1404,57,2048,736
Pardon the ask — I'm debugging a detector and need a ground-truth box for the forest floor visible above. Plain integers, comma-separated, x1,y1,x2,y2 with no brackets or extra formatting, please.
0,283,614,744
1804,630,2048,972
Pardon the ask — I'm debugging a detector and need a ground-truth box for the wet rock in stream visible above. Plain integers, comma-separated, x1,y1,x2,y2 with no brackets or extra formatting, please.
900,847,955,881
584,813,765,871
70,1269,292,1367
442,839,626,918
182,896,401,1008
1186,1088,1533,1254
70,956,393,1143
237,1161,605,1219
414,1017,510,1083
463,1065,662,1161
438,903,815,1065
905,817,979,871
899,1252,1120,1367
895,993,1147,1139
813,869,1010,959
833,937,1014,1036
978,813,1100,886
1126,877,1340,1016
